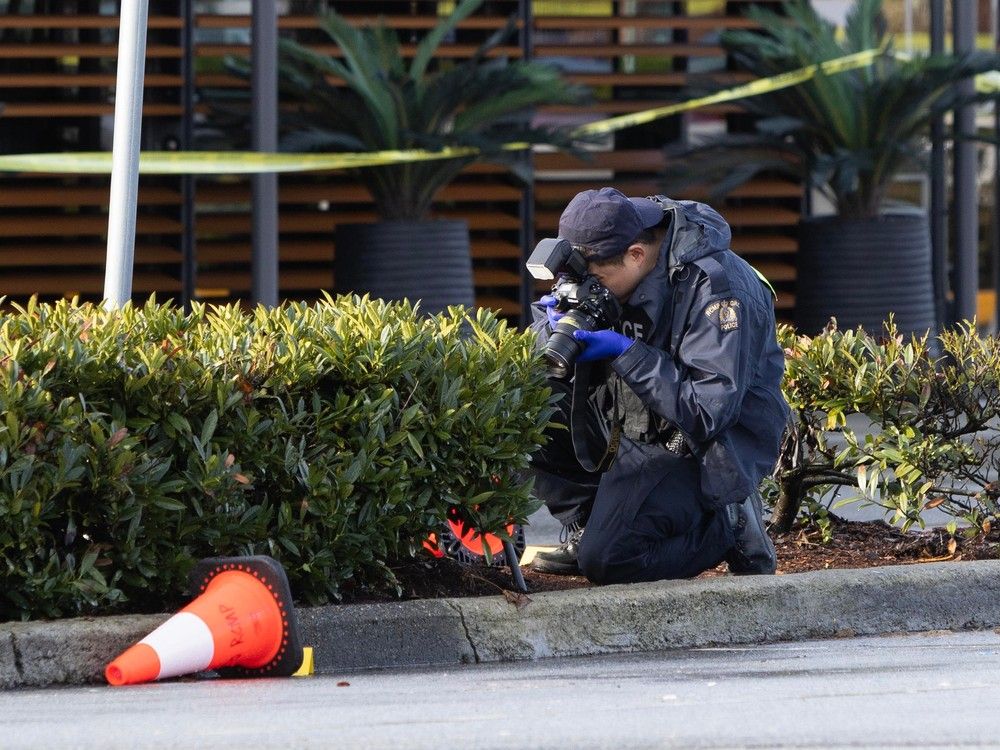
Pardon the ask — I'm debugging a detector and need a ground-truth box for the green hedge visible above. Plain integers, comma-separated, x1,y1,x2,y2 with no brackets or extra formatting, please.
771,318,1000,538
0,296,553,621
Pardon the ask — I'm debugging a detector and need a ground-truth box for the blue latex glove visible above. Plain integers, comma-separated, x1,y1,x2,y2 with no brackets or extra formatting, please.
573,329,635,362
538,295,565,329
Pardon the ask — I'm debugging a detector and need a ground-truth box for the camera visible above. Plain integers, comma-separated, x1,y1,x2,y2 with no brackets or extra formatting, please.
526,238,623,378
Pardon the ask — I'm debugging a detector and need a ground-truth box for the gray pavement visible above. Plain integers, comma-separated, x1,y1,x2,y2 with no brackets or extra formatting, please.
4,629,999,749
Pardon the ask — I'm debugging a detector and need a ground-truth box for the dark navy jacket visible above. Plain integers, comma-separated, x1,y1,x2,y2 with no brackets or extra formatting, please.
532,197,790,508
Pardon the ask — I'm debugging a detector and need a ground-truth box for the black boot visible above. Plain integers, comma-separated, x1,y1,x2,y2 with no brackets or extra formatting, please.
725,490,777,575
531,521,585,575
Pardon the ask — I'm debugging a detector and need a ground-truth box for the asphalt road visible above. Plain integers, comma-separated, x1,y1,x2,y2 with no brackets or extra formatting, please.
5,629,999,749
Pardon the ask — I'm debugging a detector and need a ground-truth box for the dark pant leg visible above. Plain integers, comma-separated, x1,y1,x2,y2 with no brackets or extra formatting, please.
529,379,605,526
577,454,734,584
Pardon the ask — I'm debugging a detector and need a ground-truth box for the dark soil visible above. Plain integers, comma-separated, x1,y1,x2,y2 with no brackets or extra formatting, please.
345,515,1000,603
706,514,1000,577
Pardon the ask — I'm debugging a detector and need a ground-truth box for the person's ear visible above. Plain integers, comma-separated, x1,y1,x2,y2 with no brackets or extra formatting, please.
626,243,646,267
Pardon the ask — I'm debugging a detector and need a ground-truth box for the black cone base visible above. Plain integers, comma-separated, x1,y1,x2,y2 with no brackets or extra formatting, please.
189,555,303,679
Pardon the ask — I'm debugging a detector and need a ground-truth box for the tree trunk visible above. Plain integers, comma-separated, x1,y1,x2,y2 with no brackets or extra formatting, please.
770,472,804,534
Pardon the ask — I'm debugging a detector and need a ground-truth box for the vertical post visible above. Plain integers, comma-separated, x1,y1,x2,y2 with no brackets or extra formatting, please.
952,0,978,325
929,0,949,328
103,0,150,310
903,0,913,55
502,539,528,594
518,0,536,327
180,0,197,312
252,0,279,308
995,4,1000,331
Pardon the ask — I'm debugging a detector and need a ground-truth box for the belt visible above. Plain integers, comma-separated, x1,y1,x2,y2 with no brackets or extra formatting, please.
662,427,691,457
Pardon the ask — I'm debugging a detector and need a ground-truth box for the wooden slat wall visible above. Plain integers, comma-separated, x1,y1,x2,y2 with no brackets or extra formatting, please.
528,0,797,315
0,1,798,319
0,5,181,301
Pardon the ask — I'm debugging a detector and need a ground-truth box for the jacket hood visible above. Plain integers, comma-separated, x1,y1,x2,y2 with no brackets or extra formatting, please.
658,197,732,267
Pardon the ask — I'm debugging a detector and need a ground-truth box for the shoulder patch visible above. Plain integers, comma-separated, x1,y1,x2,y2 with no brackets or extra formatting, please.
704,298,741,332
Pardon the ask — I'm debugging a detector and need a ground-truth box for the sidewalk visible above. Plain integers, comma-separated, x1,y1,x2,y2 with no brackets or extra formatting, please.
4,559,1000,690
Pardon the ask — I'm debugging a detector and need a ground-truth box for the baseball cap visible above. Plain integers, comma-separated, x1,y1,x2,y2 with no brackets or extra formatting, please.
558,187,665,260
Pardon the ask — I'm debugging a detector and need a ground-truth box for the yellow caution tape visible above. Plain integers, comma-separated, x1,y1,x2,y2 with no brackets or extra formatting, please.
573,47,886,137
0,146,496,175
894,50,1000,94
976,70,1000,94
0,46,939,176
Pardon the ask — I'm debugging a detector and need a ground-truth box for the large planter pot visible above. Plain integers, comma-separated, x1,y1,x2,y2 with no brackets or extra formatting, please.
334,219,475,316
795,212,936,338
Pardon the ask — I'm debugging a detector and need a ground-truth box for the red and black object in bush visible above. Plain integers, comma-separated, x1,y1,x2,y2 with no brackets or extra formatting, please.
423,507,527,590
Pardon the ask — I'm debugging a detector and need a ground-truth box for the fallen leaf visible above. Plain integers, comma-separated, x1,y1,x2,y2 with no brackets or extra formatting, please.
947,538,958,556
983,519,992,535
905,554,954,564
108,427,128,448
925,497,946,509
337,681,350,687
502,590,532,611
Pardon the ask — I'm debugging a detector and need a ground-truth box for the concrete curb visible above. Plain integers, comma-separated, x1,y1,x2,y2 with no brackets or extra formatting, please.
4,560,1000,690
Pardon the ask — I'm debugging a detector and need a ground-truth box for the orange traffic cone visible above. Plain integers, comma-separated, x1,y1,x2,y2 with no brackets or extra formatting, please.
105,555,302,686
423,507,525,567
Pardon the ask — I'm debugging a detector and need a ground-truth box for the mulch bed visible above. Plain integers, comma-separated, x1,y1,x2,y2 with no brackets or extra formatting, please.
344,515,1000,603
705,514,1000,577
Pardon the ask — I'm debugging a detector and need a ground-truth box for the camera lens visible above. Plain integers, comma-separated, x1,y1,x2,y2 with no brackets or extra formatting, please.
543,348,572,379
543,311,590,378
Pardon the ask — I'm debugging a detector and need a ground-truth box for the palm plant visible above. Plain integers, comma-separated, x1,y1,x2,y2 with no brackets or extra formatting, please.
661,0,1000,338
277,0,586,220
663,0,999,220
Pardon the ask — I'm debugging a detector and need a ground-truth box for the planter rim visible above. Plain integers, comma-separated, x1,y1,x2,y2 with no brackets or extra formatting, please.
336,218,469,229
801,210,928,227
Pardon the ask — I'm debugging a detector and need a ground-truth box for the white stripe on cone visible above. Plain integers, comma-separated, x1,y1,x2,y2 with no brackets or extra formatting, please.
140,611,215,679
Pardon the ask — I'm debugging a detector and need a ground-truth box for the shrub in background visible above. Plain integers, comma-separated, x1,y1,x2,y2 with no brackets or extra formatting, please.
771,318,1000,538
0,296,552,621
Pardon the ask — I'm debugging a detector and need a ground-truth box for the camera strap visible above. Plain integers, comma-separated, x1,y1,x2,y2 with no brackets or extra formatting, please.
570,362,622,474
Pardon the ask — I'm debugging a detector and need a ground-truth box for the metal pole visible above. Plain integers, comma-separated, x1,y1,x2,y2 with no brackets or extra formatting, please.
502,539,528,594
953,0,978,325
180,0,197,312
103,0,150,310
252,0,279,308
903,0,913,55
995,3,1000,332
518,0,536,328
929,0,948,328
